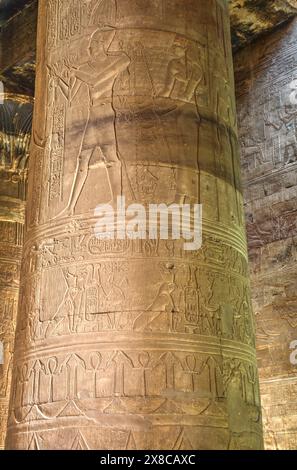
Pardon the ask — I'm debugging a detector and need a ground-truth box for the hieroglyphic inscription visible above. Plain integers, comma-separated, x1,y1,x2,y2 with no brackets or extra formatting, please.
7,0,262,450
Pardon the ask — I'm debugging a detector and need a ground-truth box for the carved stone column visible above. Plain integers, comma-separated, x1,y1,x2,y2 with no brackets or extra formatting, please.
6,0,263,450
0,94,33,449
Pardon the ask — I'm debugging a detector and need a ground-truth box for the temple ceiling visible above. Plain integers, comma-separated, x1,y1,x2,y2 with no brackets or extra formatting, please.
0,0,296,96
230,0,297,50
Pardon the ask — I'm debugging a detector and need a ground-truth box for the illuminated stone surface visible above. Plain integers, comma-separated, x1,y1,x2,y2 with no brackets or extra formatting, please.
235,18,297,450
5,0,262,450
0,94,33,449
230,0,297,50
1,0,296,96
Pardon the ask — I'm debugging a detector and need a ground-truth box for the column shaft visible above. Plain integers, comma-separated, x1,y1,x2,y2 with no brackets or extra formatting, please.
7,0,263,450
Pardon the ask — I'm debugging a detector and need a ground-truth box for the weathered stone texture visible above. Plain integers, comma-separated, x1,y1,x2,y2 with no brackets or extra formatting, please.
230,0,297,51
0,1,37,96
0,94,33,449
235,18,297,450
0,0,296,96
6,0,262,450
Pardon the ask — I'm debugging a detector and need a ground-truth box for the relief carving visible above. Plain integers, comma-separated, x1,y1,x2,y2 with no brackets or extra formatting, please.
6,0,262,450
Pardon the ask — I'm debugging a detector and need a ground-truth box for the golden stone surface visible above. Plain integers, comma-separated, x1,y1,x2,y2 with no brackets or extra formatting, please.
230,0,297,50
4,0,263,450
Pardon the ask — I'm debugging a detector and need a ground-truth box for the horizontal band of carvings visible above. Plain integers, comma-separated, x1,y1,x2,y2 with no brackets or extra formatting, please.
14,332,257,364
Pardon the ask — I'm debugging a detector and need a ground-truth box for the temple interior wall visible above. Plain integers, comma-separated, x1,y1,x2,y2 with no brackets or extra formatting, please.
235,17,297,450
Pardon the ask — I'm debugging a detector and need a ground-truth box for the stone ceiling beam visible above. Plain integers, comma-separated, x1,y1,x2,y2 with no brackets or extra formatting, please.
0,1,296,95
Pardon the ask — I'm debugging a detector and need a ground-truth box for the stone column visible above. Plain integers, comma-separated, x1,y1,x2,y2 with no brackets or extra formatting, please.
0,94,33,449
235,18,297,450
6,0,263,450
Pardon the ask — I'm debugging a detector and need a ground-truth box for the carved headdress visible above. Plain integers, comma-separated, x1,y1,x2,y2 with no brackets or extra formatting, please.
90,26,116,46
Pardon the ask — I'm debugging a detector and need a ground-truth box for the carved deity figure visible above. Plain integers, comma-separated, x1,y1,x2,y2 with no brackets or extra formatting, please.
51,28,130,217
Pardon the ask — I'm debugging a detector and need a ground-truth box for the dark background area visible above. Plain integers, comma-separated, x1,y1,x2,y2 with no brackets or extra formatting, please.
0,0,32,26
